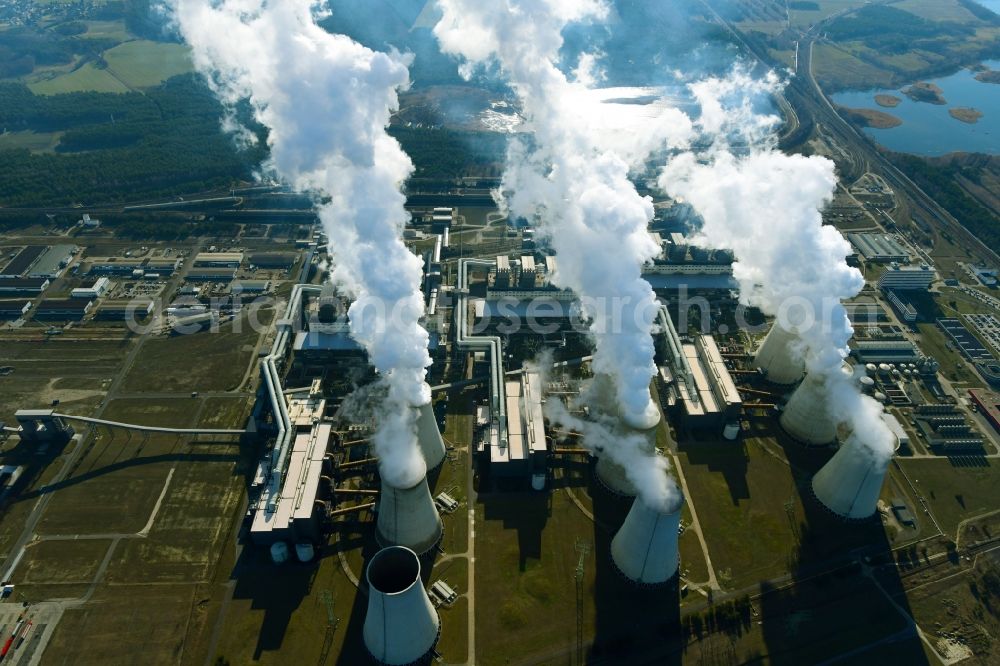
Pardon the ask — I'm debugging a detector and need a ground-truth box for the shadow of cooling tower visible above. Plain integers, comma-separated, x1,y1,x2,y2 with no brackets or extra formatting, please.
586,467,683,665
756,432,929,664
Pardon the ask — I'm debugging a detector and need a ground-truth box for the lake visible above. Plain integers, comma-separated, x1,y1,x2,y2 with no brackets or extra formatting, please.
831,60,1000,156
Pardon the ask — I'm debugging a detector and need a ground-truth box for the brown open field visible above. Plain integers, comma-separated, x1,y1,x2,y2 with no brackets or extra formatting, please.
121,311,272,393
897,457,1000,539
0,336,131,422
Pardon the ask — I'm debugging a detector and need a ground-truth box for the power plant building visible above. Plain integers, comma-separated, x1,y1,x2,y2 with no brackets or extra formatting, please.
251,382,333,544
655,307,741,428
479,370,548,479
847,233,910,263
877,263,935,291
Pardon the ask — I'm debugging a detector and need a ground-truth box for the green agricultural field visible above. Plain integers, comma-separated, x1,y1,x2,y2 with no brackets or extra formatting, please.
895,0,981,22
28,62,129,95
812,43,896,91
0,130,63,153
104,40,193,88
788,0,868,29
79,19,131,42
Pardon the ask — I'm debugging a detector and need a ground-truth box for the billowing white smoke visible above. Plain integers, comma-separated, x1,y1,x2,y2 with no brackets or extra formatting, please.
434,0,691,432
546,395,680,512
170,0,430,488
658,73,896,463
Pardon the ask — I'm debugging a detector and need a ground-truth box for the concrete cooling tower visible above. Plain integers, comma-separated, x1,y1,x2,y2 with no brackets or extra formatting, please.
595,424,657,497
611,495,684,585
376,475,443,556
753,323,805,385
363,546,440,665
587,373,660,497
779,373,840,446
416,402,447,470
811,435,889,520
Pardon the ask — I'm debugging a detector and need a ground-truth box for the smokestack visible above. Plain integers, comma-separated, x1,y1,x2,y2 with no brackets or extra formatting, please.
416,402,446,470
611,495,684,585
376,475,443,556
753,323,805,385
811,434,889,519
363,546,440,665
780,373,841,445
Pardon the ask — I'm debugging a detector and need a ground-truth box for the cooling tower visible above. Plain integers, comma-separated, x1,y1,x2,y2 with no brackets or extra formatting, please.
611,495,684,585
376,476,443,556
753,323,805,385
416,402,447,470
595,423,658,497
780,373,839,446
363,546,440,665
587,374,660,497
811,435,889,519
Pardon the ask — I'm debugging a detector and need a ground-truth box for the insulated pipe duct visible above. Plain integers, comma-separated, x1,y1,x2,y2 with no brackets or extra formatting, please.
811,435,889,519
363,546,440,666
611,496,684,585
779,373,840,446
416,402,447,470
753,323,805,385
456,259,507,449
376,476,443,556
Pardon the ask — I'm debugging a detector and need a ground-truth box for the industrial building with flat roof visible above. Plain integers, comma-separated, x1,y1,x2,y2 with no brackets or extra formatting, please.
71,277,111,299
230,279,272,294
94,299,153,321
0,277,50,295
969,388,1000,435
847,233,910,263
877,263,935,291
0,246,46,278
193,251,244,268
28,244,77,278
86,257,180,276
0,300,31,320
852,339,922,363
186,267,238,281
938,318,994,362
249,252,297,269
34,298,92,321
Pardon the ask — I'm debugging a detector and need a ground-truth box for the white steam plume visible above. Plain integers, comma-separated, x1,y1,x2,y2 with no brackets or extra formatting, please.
658,72,895,462
170,0,430,488
546,390,680,512
434,0,692,432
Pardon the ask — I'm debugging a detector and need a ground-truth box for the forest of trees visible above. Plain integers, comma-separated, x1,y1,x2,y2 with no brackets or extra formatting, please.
889,152,1000,249
0,76,267,207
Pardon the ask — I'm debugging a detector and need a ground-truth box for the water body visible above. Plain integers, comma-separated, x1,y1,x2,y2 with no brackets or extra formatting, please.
831,60,1000,156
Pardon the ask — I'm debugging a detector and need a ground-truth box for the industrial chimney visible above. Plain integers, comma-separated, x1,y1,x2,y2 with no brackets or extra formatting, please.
376,475,443,556
611,495,684,585
416,402,447,470
363,546,440,665
779,372,840,446
753,323,805,385
811,434,889,520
